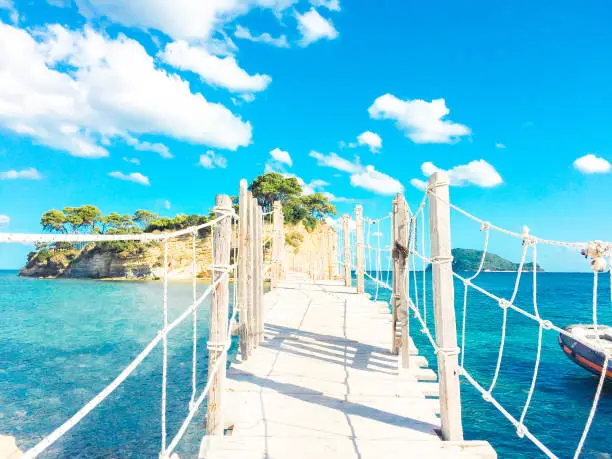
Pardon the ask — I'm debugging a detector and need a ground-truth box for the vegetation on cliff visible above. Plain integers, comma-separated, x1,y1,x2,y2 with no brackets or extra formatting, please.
439,248,544,272
249,172,336,230
22,173,337,278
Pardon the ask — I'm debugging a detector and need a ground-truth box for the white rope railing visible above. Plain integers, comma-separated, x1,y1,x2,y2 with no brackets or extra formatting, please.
356,185,609,459
15,211,240,459
409,186,609,459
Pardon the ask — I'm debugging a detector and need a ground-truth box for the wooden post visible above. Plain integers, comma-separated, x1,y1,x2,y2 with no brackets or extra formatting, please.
332,229,339,279
328,229,336,279
428,171,463,441
355,205,365,294
342,214,351,287
206,194,232,435
256,205,264,344
246,192,255,354
253,198,263,346
279,208,285,281
391,198,399,355
272,201,282,288
396,194,410,369
251,197,260,349
238,180,249,359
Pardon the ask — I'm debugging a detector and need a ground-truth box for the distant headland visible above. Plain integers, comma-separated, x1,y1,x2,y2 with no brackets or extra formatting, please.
427,248,544,272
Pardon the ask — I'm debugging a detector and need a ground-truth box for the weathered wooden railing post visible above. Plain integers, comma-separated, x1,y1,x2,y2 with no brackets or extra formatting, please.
355,205,365,294
206,194,232,435
428,171,463,441
329,229,338,279
342,214,351,287
238,180,249,359
253,201,262,345
251,197,260,350
391,197,399,354
396,194,410,369
246,192,255,354
272,201,282,288
279,207,285,281
256,204,264,344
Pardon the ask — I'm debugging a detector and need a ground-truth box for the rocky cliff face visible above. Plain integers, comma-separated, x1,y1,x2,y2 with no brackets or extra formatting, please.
20,236,214,280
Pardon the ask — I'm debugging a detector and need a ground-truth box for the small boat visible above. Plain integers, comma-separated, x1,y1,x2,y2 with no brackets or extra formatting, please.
559,324,612,381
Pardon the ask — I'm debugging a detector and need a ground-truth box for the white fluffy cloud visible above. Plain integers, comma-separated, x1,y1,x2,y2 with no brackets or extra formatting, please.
573,154,611,174
410,178,427,191
0,214,9,227
350,165,403,195
125,136,173,158
200,150,228,169
77,0,298,42
0,23,251,158
357,131,382,153
160,40,272,94
234,25,289,48
369,94,470,143
163,199,171,209
495,143,506,149
310,0,340,11
412,160,503,188
0,168,43,180
109,171,150,186
269,147,292,166
309,151,362,173
296,8,338,46
310,151,402,195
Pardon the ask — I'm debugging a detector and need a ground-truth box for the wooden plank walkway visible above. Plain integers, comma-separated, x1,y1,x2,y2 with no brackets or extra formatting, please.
199,273,496,459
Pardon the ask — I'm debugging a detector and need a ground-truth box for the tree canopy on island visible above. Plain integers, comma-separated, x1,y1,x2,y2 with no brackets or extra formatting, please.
249,172,336,229
40,206,211,236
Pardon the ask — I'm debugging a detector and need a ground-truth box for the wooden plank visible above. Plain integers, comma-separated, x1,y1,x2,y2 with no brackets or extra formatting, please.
201,271,494,458
428,171,464,441
201,437,496,459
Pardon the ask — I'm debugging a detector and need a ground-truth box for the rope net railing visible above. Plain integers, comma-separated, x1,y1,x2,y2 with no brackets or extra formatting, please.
356,184,609,459
0,195,282,458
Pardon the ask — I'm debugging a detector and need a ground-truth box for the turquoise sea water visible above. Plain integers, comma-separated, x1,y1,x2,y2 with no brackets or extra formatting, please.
1,270,611,458
369,270,612,459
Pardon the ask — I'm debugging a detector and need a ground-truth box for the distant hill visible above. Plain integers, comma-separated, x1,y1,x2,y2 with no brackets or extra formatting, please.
427,248,544,272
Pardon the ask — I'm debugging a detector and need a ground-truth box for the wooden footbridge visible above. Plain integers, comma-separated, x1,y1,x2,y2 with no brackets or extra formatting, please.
199,273,495,458
11,171,608,458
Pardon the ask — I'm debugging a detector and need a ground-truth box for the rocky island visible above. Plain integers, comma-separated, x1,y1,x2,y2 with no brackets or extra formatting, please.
20,172,337,280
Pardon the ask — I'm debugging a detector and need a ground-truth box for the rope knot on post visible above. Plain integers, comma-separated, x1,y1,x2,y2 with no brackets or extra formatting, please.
498,298,511,310
581,240,609,272
541,319,553,330
430,255,454,265
482,391,493,403
516,424,528,439
392,241,409,262
480,222,490,231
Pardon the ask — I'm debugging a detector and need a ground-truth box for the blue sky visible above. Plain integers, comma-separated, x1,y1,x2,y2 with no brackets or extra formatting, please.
0,0,611,270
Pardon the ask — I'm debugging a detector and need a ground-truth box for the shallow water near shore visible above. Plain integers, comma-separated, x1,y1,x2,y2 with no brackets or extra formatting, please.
1,270,611,458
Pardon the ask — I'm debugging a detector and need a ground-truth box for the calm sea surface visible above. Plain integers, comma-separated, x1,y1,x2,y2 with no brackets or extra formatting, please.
1,270,611,458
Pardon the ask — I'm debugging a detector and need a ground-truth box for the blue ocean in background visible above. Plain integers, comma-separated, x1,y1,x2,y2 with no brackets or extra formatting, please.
1,270,611,458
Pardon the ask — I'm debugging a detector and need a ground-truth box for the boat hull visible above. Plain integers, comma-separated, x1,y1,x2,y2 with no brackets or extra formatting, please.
559,326,612,381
